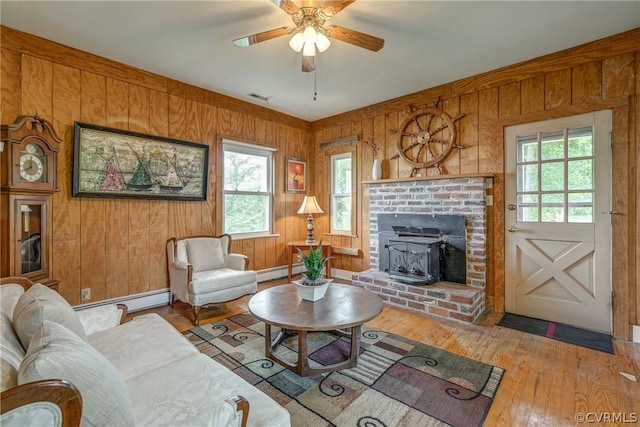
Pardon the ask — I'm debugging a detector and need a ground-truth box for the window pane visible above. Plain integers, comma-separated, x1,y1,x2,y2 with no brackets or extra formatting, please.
224,194,267,233
333,195,351,231
541,193,564,222
333,157,352,194
567,159,593,190
568,127,593,158
541,131,564,160
517,135,538,162
541,161,564,191
568,192,593,223
517,164,538,191
224,151,268,192
517,194,538,222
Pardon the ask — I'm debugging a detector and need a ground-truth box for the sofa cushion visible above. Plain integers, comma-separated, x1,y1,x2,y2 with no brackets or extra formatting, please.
1,285,27,391
88,313,199,381
127,353,290,427
12,284,87,350
186,238,226,272
18,321,135,427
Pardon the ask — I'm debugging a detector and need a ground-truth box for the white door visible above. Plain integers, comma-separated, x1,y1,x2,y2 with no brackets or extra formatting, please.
504,111,612,333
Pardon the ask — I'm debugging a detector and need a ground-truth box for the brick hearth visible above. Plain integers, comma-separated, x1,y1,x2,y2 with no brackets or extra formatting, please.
355,176,491,324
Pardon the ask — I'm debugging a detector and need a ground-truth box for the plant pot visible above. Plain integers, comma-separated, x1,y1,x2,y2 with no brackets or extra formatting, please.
293,279,332,302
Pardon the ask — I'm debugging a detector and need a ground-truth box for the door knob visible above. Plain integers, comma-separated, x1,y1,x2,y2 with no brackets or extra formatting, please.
507,225,519,232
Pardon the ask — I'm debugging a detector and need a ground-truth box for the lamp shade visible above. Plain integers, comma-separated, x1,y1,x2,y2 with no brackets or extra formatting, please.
298,196,323,215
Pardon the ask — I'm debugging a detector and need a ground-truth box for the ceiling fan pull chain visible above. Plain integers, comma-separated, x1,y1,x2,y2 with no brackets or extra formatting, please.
313,68,318,101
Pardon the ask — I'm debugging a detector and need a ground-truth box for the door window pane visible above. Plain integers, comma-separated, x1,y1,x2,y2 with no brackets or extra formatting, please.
568,127,593,158
568,192,593,223
567,159,593,190
541,193,564,222
541,131,564,160
541,162,565,191
517,194,538,222
517,164,538,192
517,135,538,162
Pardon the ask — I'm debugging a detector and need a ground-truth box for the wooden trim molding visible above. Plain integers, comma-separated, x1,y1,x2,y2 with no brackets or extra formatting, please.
362,172,495,185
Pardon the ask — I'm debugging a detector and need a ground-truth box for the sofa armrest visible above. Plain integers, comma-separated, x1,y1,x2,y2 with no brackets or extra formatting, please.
76,303,128,335
225,254,249,271
225,395,249,427
0,379,82,427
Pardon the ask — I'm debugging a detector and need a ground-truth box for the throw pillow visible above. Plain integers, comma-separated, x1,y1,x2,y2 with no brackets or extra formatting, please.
186,238,225,272
12,283,87,350
18,320,135,427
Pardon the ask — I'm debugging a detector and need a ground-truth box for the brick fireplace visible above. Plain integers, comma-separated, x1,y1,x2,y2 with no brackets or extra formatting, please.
352,176,491,323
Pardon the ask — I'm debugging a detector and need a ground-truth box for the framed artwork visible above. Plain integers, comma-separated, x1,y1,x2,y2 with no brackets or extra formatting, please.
72,122,209,201
286,158,306,193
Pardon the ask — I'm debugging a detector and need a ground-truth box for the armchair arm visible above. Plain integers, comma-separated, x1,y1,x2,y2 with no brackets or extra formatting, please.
75,303,127,335
0,379,82,427
224,254,249,271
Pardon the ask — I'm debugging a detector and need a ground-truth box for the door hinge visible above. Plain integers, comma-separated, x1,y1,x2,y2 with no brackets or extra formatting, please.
609,132,613,147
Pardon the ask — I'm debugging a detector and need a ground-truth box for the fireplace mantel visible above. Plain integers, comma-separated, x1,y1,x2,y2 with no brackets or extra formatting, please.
363,172,494,185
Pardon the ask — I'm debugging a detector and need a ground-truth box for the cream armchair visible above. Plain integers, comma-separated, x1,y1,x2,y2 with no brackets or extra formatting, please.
167,235,258,325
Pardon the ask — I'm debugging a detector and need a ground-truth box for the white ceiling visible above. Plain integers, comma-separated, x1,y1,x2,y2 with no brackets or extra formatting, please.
1,1,639,121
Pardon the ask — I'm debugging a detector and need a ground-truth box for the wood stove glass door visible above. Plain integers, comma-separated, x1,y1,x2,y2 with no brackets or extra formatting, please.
504,111,612,334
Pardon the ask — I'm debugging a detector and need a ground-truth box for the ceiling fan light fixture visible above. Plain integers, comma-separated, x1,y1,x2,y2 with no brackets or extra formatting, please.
302,40,316,57
303,25,317,43
289,32,305,52
315,31,331,52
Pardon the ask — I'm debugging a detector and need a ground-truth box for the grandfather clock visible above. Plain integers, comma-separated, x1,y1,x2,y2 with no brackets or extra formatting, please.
1,114,62,290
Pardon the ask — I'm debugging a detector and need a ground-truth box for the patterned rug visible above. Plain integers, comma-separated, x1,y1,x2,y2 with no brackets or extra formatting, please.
184,313,504,427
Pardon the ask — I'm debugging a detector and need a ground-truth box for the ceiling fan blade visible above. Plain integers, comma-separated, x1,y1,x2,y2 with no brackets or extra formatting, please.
321,1,355,16
326,25,384,52
233,27,290,47
302,55,316,72
271,0,300,15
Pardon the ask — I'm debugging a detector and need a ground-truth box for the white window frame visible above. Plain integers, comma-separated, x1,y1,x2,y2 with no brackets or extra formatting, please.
330,152,353,234
222,139,275,239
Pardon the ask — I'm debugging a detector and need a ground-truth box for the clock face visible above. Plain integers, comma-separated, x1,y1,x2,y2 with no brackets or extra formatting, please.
19,144,46,182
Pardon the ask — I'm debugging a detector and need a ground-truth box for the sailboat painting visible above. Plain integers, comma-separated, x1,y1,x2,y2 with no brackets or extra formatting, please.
73,122,209,201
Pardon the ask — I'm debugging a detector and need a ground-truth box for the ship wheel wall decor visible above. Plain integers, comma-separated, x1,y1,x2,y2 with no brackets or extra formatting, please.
395,107,464,176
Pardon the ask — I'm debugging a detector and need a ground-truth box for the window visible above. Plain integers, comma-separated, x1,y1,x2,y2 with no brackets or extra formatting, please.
222,140,274,237
516,126,594,223
331,152,352,233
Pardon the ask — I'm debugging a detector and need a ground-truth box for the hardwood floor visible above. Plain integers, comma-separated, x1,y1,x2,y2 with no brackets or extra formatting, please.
132,278,640,426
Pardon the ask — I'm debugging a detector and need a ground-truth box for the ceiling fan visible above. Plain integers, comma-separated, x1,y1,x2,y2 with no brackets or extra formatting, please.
233,0,384,72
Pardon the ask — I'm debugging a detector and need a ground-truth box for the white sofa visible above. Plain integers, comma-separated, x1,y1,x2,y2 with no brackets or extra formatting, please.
167,235,258,326
0,280,290,427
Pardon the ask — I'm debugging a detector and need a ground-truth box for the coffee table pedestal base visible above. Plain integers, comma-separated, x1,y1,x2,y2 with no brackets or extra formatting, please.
264,324,361,377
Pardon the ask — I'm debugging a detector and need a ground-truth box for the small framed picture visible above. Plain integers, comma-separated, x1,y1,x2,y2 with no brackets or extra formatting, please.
286,158,306,193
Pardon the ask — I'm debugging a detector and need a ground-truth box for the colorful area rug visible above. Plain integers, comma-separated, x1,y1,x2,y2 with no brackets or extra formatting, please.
497,313,614,354
184,313,504,426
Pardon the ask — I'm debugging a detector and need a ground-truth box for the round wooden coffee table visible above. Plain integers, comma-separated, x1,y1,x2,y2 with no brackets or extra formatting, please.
248,283,383,376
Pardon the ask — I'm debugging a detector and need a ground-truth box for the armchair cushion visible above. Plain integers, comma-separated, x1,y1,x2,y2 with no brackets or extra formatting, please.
19,321,135,427
186,238,226,272
12,284,86,350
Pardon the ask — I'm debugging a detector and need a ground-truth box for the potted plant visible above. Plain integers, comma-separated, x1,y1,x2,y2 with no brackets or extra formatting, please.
294,241,332,301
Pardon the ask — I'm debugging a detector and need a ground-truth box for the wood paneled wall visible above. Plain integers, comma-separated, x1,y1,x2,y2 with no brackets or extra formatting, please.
1,25,638,339
1,26,312,306
311,28,640,340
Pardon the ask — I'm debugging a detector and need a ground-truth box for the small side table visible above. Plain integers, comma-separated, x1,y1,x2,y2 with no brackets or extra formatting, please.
288,241,332,281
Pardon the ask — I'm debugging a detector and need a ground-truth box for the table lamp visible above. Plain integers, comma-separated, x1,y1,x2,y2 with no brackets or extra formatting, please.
297,196,323,244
